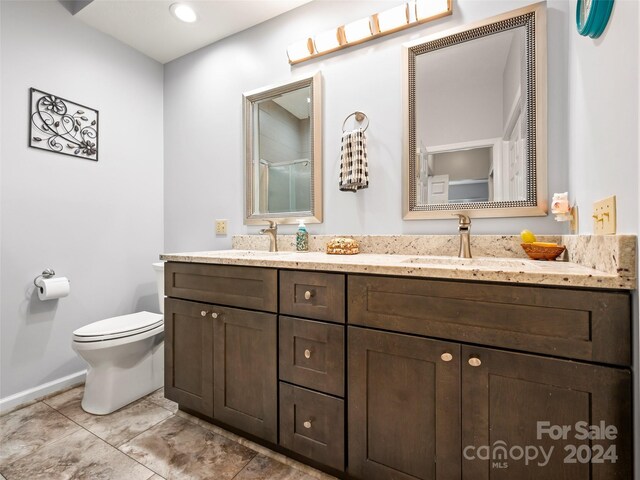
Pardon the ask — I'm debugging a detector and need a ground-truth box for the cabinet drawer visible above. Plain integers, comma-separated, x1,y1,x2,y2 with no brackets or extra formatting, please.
348,275,631,366
279,316,345,397
279,383,345,471
165,262,277,312
280,271,345,323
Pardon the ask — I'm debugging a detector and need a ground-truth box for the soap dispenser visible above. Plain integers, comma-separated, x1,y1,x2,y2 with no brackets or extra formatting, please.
296,220,309,252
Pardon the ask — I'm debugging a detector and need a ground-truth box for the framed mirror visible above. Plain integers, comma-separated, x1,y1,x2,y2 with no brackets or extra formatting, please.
403,3,547,219
244,73,322,225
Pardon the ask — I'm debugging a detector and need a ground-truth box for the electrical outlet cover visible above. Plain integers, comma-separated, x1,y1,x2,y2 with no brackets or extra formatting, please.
592,196,616,235
215,219,228,235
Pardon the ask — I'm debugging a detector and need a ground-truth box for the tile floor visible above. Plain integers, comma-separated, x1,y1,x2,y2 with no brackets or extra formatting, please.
0,386,336,480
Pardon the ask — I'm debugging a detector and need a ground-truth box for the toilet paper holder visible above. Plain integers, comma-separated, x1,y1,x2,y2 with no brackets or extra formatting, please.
33,268,56,288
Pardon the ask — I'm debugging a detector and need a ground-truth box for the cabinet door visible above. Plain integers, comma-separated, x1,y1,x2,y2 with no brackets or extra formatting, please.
213,306,278,443
164,298,214,417
348,327,461,480
462,346,632,479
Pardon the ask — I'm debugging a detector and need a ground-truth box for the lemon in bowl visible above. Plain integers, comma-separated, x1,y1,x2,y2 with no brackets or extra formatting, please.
520,230,537,244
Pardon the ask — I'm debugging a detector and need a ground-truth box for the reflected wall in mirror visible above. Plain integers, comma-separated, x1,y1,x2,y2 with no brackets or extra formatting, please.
404,3,547,219
244,73,322,224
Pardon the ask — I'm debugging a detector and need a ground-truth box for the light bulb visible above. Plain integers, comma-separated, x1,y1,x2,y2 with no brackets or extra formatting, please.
415,0,449,21
313,28,342,53
169,3,197,23
377,3,409,32
344,17,373,43
287,38,314,63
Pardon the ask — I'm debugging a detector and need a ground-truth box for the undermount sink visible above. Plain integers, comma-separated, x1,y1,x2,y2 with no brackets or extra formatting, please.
402,256,535,268
214,250,295,257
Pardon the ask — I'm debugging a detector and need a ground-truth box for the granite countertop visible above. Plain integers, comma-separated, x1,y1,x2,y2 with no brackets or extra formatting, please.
160,241,636,290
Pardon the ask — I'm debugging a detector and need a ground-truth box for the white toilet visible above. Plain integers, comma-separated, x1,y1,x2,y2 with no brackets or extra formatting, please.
72,262,165,415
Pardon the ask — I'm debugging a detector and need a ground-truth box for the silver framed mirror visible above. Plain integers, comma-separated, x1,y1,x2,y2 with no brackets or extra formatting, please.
403,3,547,219
244,72,322,225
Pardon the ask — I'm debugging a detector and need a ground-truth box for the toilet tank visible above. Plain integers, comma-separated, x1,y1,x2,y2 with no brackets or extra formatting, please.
152,262,165,314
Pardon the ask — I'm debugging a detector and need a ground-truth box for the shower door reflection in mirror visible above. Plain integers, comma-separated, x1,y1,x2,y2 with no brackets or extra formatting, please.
244,73,322,225
255,88,311,213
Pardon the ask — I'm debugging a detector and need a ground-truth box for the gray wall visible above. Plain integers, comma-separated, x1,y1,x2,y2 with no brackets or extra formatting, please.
0,0,164,399
163,0,573,251
566,0,639,233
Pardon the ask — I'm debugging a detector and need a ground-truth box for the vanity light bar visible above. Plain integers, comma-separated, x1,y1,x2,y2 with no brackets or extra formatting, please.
286,0,452,65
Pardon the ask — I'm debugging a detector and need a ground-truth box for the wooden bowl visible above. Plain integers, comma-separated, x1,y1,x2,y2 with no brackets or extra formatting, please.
521,243,566,261
326,237,360,255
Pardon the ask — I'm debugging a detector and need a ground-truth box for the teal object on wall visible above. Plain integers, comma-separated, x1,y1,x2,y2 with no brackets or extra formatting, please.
576,0,614,38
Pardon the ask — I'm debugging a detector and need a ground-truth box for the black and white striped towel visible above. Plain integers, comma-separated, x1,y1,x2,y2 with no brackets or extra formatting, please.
339,128,369,192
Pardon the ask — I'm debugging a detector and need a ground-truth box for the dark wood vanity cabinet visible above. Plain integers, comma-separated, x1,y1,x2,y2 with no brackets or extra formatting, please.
347,275,633,480
164,297,214,417
213,306,277,443
164,264,278,443
461,346,632,479
164,262,633,480
278,271,347,471
348,327,461,480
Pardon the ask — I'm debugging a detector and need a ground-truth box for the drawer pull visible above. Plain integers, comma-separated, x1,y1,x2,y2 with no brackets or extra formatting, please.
441,352,453,362
303,420,312,429
304,349,312,359
200,310,208,317
304,290,314,300
211,312,219,319
468,356,482,367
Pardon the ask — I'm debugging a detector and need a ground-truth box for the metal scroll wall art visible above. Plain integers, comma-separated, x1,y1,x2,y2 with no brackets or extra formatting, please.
29,88,99,161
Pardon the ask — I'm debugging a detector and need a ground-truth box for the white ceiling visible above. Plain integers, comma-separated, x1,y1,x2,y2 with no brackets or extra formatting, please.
73,0,312,64
273,87,310,119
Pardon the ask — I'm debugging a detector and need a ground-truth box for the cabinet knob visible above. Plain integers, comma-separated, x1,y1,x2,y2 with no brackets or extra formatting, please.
303,420,312,429
304,290,314,300
211,312,219,319
468,356,482,367
200,310,208,317
304,349,312,359
441,352,453,362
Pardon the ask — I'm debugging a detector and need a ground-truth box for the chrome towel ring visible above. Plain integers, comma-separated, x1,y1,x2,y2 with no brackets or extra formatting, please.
342,111,369,133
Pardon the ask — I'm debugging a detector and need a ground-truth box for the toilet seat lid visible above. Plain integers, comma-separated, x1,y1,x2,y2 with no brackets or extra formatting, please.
73,311,163,338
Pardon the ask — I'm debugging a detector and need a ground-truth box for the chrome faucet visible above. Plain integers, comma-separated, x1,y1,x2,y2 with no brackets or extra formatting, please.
455,214,472,258
260,221,278,252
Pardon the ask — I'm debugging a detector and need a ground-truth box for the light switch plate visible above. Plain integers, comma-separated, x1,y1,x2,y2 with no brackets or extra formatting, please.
592,195,616,235
215,219,228,235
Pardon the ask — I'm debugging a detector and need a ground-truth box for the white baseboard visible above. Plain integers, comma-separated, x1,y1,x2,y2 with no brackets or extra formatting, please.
0,370,86,415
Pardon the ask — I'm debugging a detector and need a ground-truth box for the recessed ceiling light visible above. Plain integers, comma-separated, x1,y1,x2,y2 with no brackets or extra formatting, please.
170,3,197,23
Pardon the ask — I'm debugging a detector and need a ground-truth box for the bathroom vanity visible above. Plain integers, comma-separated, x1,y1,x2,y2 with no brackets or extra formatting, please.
160,248,634,479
